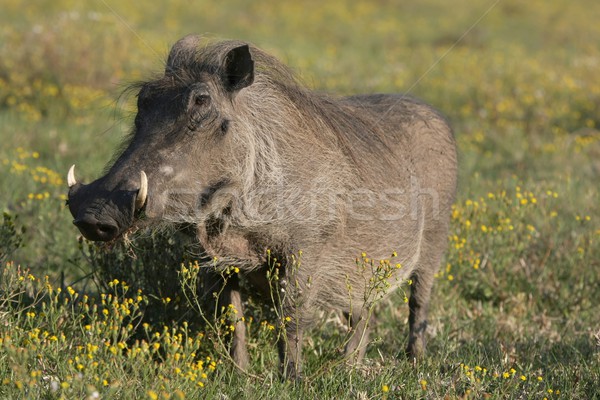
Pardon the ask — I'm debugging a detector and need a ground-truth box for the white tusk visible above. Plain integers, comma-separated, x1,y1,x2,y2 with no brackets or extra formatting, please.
136,170,148,210
67,165,77,188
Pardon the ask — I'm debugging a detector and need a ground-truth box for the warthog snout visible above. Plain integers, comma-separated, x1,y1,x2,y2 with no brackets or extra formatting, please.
67,165,148,241
72,214,119,242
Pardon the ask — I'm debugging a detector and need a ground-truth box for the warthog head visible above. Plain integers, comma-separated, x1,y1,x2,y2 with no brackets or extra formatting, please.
67,35,255,241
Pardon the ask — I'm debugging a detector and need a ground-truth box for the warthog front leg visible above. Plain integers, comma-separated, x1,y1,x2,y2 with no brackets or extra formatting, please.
278,322,304,380
226,281,250,370
344,310,373,364
210,274,249,370
277,276,310,380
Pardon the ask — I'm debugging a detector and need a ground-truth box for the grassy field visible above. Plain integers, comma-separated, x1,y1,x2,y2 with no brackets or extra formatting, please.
1,0,599,398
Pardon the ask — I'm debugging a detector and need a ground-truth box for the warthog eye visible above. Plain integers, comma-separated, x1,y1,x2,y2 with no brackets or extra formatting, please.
194,94,210,107
187,87,214,131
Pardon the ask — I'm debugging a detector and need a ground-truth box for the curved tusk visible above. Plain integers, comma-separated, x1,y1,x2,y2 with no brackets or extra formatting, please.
67,165,77,188
136,170,148,210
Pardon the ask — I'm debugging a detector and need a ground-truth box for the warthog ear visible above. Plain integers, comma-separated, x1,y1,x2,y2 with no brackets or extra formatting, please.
222,45,254,92
166,34,201,74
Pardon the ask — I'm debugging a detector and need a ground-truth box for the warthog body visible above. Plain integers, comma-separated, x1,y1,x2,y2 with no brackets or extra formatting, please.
67,35,457,378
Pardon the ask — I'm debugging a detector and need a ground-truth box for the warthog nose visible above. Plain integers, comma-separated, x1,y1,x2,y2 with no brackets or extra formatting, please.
73,215,119,242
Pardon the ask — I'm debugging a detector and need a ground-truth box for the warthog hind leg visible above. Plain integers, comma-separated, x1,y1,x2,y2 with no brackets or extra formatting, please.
406,272,432,360
406,229,448,360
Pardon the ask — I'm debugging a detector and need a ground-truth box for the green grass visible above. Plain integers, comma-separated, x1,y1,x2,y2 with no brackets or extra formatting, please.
1,0,599,398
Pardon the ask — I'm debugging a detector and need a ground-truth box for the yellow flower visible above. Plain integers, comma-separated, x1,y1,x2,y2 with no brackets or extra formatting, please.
147,390,159,400
382,385,389,393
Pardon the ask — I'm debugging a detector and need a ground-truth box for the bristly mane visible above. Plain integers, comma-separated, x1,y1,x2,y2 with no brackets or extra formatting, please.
166,39,395,174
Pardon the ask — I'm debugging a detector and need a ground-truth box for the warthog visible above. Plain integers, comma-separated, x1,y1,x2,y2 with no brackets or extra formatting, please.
67,35,457,378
